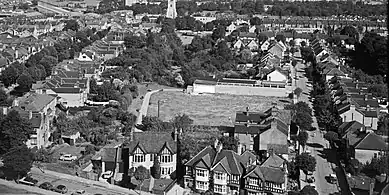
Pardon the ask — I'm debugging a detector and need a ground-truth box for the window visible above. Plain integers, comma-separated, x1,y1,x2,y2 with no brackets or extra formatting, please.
134,154,145,163
215,172,226,180
160,154,172,163
30,138,37,145
150,154,154,161
249,178,258,186
196,169,206,177
196,181,208,190
161,167,173,175
214,184,226,193
248,192,257,195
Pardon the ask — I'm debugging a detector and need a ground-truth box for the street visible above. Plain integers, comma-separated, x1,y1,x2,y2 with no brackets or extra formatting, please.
293,61,340,195
28,167,153,195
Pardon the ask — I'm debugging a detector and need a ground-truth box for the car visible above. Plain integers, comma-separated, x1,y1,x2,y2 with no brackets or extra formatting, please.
305,150,311,154
59,154,77,161
17,176,38,186
307,177,315,183
102,171,113,179
309,183,316,188
329,174,338,184
39,182,54,190
52,185,68,194
72,189,86,195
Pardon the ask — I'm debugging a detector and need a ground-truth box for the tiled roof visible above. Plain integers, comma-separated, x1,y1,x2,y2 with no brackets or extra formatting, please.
339,121,364,136
357,109,378,118
235,111,270,123
234,124,270,134
124,132,177,154
354,132,387,151
16,93,55,112
259,166,285,184
261,153,285,168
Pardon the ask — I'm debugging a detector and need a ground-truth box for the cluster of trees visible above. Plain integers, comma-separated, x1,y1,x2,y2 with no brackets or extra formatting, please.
285,102,313,131
0,111,35,180
121,0,385,17
350,32,388,78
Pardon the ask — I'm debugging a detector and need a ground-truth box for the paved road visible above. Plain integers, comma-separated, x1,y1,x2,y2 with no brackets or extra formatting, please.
29,167,153,195
294,62,339,195
0,179,51,195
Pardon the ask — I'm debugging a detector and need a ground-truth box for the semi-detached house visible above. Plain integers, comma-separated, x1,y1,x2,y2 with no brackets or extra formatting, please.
184,141,288,195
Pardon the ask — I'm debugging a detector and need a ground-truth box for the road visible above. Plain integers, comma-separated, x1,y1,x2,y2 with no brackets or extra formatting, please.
294,61,340,195
29,167,153,195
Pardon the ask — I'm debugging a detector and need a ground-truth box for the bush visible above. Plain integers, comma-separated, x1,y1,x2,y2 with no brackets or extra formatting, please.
34,148,53,163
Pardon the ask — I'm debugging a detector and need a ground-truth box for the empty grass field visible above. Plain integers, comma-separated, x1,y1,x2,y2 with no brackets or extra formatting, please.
147,92,291,126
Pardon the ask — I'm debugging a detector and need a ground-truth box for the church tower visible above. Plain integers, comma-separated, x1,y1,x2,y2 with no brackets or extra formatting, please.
166,0,177,19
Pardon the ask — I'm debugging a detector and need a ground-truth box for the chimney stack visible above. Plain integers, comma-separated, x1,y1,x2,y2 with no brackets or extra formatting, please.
214,139,219,149
364,94,368,101
129,127,134,142
173,128,178,141
29,111,32,119
216,143,223,153
246,107,249,116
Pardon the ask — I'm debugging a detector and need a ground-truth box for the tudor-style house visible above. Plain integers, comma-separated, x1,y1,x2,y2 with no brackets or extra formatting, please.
122,131,179,179
183,141,288,195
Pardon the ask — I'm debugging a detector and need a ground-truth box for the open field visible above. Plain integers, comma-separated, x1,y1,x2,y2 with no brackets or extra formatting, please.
147,92,291,126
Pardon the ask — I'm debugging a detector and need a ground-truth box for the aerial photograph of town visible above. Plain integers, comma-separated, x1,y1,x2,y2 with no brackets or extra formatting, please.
0,0,387,194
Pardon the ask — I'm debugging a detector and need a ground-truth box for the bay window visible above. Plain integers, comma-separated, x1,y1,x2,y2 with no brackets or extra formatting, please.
214,184,226,193
215,172,226,180
196,181,208,190
196,169,207,177
249,178,258,186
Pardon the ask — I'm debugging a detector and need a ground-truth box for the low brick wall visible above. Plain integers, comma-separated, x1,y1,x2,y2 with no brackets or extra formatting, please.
215,85,291,97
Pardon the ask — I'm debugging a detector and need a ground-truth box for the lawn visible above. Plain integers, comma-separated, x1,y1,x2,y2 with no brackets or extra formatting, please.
147,92,291,126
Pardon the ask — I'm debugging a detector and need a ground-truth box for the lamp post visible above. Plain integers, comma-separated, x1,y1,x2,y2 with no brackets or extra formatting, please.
157,100,164,119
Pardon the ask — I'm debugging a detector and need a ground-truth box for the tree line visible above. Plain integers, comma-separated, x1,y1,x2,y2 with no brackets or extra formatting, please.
99,0,388,17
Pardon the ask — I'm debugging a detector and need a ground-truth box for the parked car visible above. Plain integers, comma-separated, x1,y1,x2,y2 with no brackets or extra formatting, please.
309,183,316,188
102,171,113,179
39,182,53,190
52,185,68,194
329,174,338,184
72,189,86,195
307,177,315,183
17,176,38,186
59,154,77,161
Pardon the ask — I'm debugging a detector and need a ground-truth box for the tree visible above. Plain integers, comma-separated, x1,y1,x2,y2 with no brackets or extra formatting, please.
297,131,308,150
141,16,150,22
250,17,262,26
324,131,339,143
300,185,318,195
63,20,79,31
340,25,358,39
295,153,316,175
219,136,238,152
16,73,33,89
151,154,161,179
212,25,226,40
0,110,34,155
294,87,303,99
124,35,146,49
134,166,150,193
39,56,58,77
1,145,34,179
362,154,388,178
141,116,172,132
0,66,19,87
275,34,286,43
0,89,8,106
170,114,193,131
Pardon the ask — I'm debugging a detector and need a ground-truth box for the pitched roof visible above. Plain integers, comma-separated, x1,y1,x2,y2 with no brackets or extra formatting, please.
235,111,270,123
261,153,285,169
124,132,177,154
354,132,387,151
234,124,270,134
16,93,56,112
339,121,364,135
259,166,285,184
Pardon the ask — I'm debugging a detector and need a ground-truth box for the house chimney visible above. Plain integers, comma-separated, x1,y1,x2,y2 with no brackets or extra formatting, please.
364,94,368,101
217,143,223,153
214,139,219,149
29,111,32,119
366,105,370,111
246,107,250,116
173,128,178,141
129,127,134,142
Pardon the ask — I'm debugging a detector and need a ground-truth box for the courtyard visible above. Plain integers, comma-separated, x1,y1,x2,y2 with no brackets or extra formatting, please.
147,91,291,126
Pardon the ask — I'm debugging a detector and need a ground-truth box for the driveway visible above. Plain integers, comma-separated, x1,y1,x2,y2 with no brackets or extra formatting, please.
294,62,340,194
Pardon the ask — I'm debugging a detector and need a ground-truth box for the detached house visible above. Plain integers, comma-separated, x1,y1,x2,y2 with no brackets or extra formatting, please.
342,126,387,164
11,92,57,149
